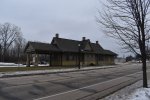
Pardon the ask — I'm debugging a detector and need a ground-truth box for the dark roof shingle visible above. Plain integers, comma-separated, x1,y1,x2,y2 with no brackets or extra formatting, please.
53,37,80,52
25,37,117,56
25,41,60,53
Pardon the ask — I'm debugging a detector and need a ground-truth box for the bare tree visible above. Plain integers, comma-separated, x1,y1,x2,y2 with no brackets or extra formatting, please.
0,23,22,62
14,33,26,64
97,0,150,87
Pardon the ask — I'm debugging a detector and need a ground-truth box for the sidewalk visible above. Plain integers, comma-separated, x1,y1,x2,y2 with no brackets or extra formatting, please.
0,64,122,78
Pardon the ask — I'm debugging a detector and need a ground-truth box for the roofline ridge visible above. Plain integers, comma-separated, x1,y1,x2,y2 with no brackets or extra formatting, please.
55,37,81,42
28,41,50,44
53,37,102,45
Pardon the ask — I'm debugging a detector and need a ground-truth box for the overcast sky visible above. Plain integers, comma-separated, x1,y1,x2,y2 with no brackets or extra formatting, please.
0,0,127,57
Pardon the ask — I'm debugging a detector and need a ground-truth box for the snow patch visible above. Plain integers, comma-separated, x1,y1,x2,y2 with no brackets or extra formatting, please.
0,64,116,78
128,88,150,100
0,62,25,67
102,80,150,100
0,62,52,67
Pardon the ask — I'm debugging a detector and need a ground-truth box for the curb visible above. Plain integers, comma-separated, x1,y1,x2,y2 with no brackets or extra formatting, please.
0,65,121,78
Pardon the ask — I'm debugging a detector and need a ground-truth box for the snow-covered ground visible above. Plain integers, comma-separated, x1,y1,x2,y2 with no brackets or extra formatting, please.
0,62,50,67
0,63,117,78
0,62,25,67
102,80,150,100
0,62,128,67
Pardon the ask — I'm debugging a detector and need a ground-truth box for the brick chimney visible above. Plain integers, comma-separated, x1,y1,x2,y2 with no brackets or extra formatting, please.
55,33,59,38
96,41,99,44
82,37,86,41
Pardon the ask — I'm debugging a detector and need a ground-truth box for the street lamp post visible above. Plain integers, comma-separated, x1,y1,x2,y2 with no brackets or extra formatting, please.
78,44,81,69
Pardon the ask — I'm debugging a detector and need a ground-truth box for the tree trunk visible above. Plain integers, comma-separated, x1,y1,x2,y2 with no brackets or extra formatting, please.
142,52,148,88
2,46,7,62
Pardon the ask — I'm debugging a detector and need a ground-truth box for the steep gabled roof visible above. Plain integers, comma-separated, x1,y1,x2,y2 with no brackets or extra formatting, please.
52,37,80,52
52,37,117,55
52,37,104,53
25,37,117,56
103,50,117,56
24,41,60,53
91,43,104,54
80,39,93,51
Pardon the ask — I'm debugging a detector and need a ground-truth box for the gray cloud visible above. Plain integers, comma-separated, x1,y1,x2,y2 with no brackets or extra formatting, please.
0,0,126,57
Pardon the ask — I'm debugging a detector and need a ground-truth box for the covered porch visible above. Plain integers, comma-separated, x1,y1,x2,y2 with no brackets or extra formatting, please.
24,42,61,67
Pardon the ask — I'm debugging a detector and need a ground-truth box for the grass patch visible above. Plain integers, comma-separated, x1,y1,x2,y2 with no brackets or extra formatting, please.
0,66,75,72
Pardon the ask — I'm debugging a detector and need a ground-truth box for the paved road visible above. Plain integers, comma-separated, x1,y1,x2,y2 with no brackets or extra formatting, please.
0,63,148,100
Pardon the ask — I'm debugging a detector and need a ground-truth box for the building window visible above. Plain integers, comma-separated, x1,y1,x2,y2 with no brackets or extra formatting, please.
66,54,69,61
66,54,75,61
70,55,73,60
71,55,75,60
99,56,104,61
87,54,89,57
